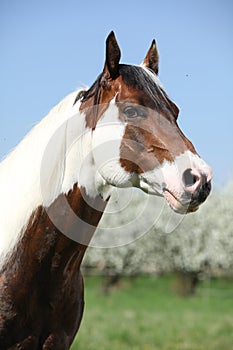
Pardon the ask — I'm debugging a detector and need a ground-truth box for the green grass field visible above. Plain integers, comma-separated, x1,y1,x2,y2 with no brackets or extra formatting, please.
71,275,233,350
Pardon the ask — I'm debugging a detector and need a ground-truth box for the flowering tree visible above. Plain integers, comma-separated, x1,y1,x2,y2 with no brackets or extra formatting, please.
153,181,233,275
83,180,233,293
150,181,233,295
82,188,157,292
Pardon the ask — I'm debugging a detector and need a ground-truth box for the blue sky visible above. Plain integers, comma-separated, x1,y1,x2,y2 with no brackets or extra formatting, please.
0,0,232,186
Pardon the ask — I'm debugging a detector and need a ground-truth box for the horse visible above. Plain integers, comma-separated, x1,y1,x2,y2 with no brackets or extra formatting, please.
0,31,212,349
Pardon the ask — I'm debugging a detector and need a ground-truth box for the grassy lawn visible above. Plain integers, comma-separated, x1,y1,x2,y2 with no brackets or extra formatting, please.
71,275,233,350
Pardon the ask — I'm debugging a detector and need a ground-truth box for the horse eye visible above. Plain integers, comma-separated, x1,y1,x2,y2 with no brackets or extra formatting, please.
123,106,146,118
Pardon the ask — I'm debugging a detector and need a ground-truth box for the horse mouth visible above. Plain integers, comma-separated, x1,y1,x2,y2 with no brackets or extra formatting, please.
163,189,199,214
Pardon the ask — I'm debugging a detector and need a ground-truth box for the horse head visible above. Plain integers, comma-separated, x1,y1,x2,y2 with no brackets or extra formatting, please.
79,31,212,214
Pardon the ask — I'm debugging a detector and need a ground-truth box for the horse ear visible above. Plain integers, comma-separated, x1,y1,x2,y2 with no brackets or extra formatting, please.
142,39,159,75
104,31,121,79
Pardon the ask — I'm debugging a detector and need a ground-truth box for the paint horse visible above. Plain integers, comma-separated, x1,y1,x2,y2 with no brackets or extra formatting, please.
0,32,212,349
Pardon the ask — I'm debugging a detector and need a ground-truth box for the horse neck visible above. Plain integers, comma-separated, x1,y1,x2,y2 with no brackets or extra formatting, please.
0,183,107,327
3,183,107,276
0,91,107,270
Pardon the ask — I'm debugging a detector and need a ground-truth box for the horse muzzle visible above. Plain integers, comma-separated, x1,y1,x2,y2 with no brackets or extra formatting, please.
163,168,212,214
138,152,213,215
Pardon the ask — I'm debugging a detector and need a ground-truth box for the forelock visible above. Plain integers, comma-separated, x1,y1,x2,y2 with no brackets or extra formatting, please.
119,64,171,111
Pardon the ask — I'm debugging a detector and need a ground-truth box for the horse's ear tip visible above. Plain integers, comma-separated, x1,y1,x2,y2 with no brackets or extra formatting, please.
107,31,116,40
151,39,157,48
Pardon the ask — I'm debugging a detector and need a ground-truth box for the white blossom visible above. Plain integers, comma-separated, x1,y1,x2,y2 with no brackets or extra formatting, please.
83,181,233,277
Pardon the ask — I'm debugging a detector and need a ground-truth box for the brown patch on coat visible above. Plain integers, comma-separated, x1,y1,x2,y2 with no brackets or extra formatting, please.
79,74,121,129
0,184,107,349
118,86,196,172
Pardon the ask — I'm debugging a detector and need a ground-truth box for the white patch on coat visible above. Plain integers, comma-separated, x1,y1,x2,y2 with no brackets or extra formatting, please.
92,98,133,190
0,93,135,267
0,90,95,266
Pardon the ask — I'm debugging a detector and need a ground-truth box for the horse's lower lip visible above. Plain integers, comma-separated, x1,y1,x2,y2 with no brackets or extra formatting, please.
163,190,199,214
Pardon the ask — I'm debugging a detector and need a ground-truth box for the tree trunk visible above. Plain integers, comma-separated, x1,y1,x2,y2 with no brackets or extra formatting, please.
102,274,121,295
172,271,199,297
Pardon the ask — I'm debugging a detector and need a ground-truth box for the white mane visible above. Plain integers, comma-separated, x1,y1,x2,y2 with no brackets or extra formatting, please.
0,90,92,267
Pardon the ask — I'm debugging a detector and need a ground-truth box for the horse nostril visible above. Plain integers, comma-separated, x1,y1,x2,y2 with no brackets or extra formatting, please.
182,168,198,188
198,179,212,203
